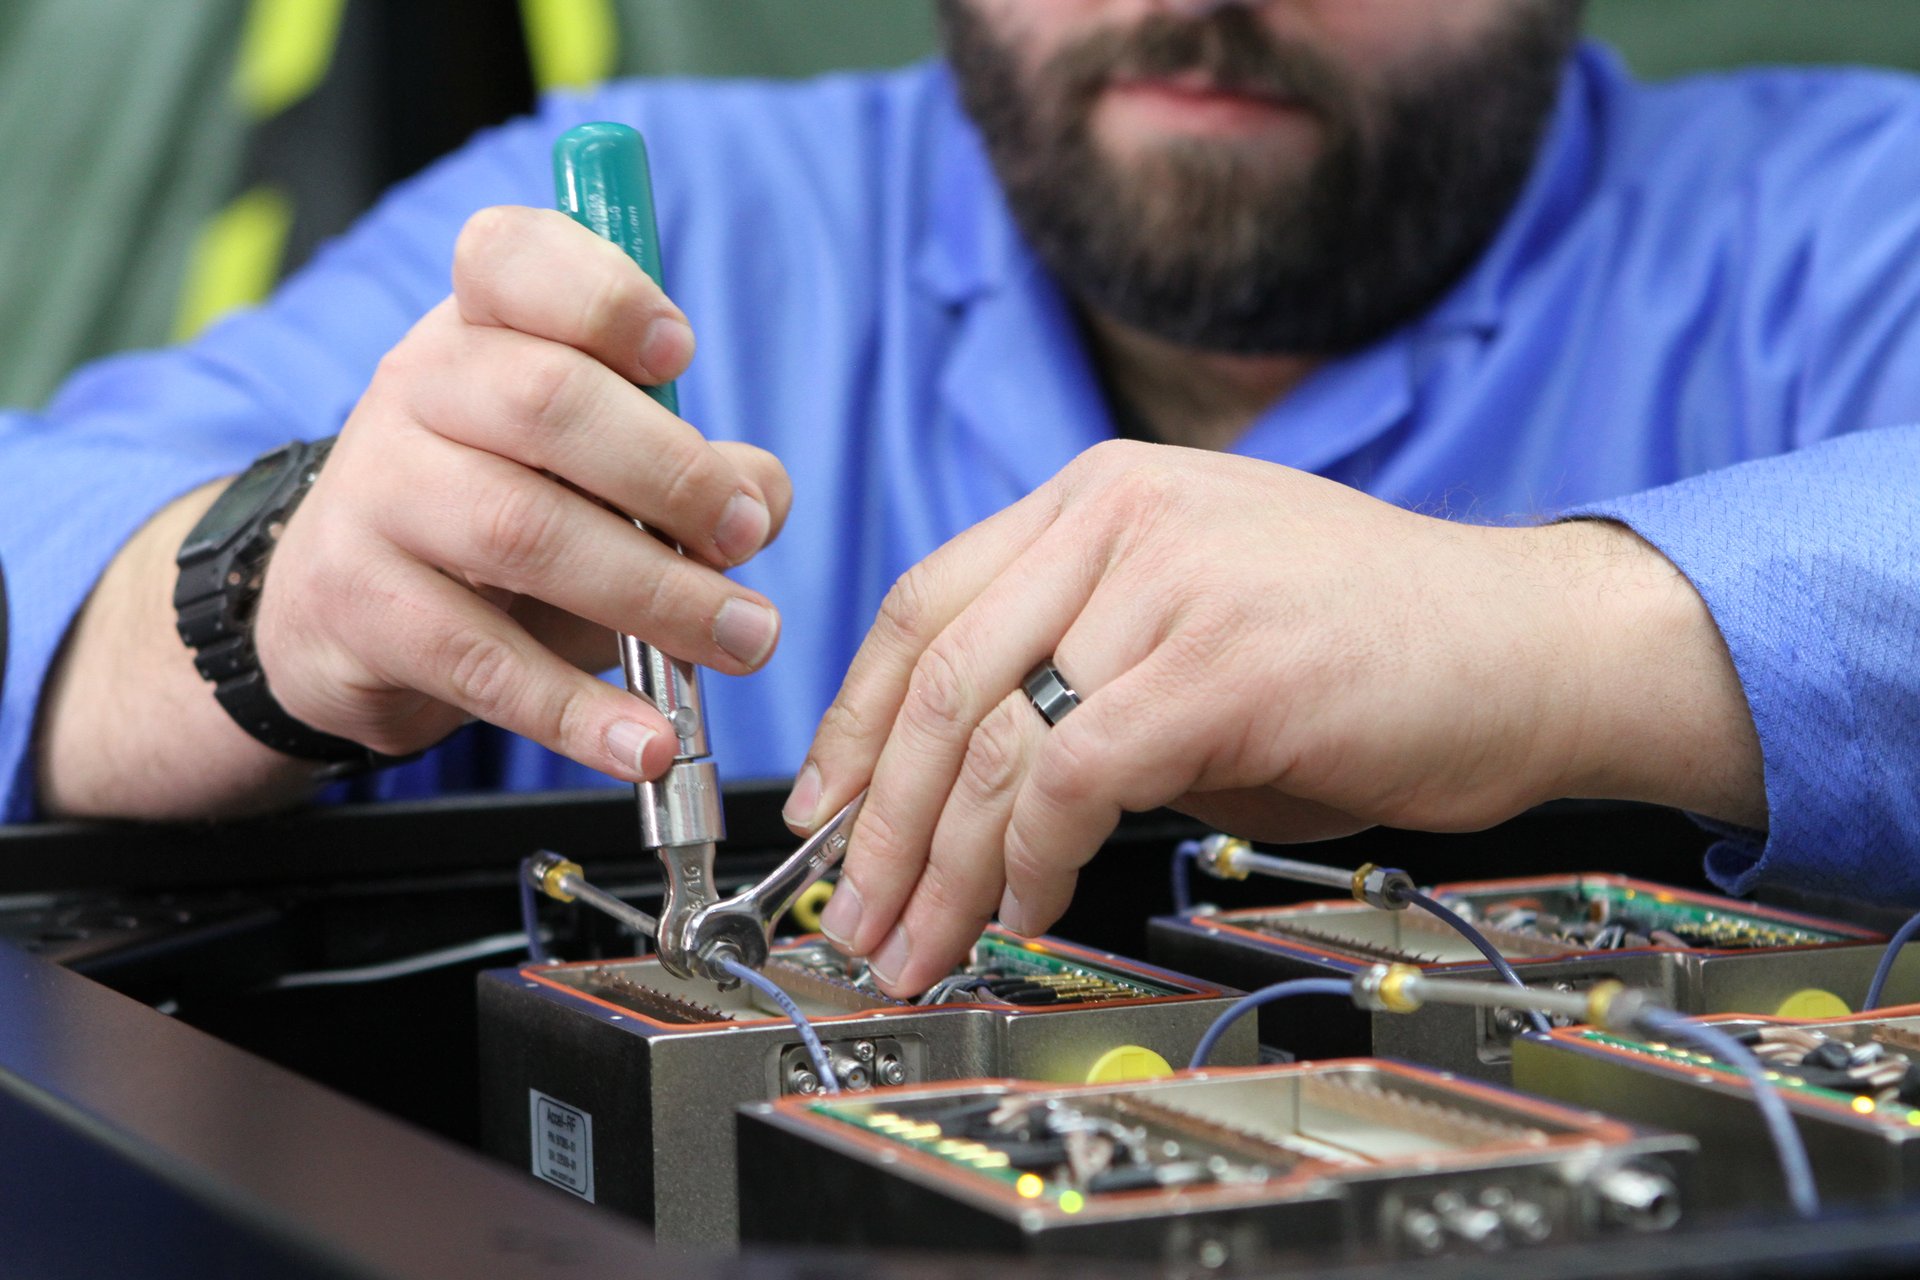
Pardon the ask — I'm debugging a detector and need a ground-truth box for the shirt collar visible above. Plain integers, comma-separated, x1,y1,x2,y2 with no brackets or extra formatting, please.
914,63,1025,306
1418,42,1614,337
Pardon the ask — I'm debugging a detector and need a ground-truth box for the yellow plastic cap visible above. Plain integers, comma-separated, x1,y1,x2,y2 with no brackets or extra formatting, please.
1084,1045,1174,1083
791,881,836,933
1773,988,1851,1020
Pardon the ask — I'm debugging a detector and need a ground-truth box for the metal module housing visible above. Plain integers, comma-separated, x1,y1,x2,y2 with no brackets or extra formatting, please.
736,1061,1696,1266
1515,1004,1920,1211
1149,873,1887,1078
478,928,1255,1244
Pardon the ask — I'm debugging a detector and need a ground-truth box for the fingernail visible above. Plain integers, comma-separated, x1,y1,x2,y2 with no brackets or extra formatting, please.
783,761,823,830
639,316,693,379
715,599,778,667
606,721,657,776
714,491,770,564
869,923,910,986
819,876,863,948
998,887,1027,935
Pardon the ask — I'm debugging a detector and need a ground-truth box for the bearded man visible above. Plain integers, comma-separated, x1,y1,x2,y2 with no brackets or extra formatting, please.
4,2,1916,994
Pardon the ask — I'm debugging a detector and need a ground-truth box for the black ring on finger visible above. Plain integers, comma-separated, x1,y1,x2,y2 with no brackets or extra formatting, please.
1021,661,1081,727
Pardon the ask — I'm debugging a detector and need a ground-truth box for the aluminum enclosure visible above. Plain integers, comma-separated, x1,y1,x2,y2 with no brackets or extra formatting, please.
478,928,1256,1245
737,1061,1697,1266
1150,873,1893,1079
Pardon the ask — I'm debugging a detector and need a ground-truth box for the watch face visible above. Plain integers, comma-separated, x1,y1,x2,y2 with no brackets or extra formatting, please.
178,449,299,563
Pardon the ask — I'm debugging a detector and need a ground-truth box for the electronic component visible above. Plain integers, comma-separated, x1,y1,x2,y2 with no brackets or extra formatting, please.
477,928,1254,1245
1150,874,1886,1077
1516,1005,1920,1213
737,1061,1695,1265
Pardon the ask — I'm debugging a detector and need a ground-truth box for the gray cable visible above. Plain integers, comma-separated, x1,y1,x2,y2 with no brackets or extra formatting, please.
266,930,540,989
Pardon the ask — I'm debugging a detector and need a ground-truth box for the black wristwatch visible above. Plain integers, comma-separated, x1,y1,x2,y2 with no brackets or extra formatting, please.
173,436,393,776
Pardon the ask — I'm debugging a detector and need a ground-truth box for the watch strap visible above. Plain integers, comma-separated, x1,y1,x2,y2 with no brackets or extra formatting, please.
174,438,402,777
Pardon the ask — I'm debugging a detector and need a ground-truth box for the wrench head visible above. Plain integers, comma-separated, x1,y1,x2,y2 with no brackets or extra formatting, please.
653,841,721,979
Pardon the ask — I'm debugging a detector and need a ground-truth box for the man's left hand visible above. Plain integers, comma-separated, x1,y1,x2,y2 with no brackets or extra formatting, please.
786,441,1764,996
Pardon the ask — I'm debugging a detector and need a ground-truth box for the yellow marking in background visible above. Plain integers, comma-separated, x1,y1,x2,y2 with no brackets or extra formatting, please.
234,0,348,117
1084,1045,1174,1084
791,881,835,933
521,0,619,90
1015,1173,1043,1199
1774,989,1852,1020
171,187,294,340
176,0,346,336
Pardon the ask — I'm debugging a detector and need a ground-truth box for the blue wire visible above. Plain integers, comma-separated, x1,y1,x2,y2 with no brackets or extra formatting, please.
715,953,840,1093
1401,889,1551,1035
1188,977,1353,1069
1864,908,1920,1009
1172,839,1202,914
518,855,552,965
1636,1007,1819,1218
1171,837,1544,1034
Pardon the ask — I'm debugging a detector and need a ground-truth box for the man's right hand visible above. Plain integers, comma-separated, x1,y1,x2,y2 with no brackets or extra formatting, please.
37,206,790,818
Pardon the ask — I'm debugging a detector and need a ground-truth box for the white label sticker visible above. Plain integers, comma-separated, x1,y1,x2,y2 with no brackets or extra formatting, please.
529,1089,595,1202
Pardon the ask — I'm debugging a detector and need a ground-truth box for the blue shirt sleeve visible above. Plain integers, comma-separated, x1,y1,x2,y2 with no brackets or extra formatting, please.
0,94,608,821
1575,80,1920,901
1577,426,1920,900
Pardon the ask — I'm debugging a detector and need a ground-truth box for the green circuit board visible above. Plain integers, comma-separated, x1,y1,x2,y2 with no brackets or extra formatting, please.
1579,1029,1920,1124
1456,879,1861,950
968,935,1179,997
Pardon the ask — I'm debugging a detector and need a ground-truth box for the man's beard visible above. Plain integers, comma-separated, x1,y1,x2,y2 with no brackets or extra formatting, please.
938,2,1585,355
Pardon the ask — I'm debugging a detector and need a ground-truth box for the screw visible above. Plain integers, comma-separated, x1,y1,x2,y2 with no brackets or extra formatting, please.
789,1067,820,1095
1504,1200,1552,1244
853,1040,876,1062
878,1055,907,1086
1402,1209,1446,1255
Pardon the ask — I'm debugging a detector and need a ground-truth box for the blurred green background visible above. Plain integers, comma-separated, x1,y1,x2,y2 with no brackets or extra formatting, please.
4,0,1919,410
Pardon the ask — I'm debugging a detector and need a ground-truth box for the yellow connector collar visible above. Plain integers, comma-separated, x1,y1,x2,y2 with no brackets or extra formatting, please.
539,858,584,904
1200,836,1251,880
1378,964,1424,1014
1584,979,1627,1027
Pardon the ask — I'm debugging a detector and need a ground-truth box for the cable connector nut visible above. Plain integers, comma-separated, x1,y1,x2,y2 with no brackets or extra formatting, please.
1197,835,1251,881
526,852,583,904
1353,963,1426,1014
1590,982,1662,1034
1378,964,1424,1014
1583,979,1626,1028
1353,863,1417,911
697,939,747,990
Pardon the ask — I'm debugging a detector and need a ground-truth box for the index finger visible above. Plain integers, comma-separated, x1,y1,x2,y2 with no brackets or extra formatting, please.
453,206,694,387
784,490,1059,834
